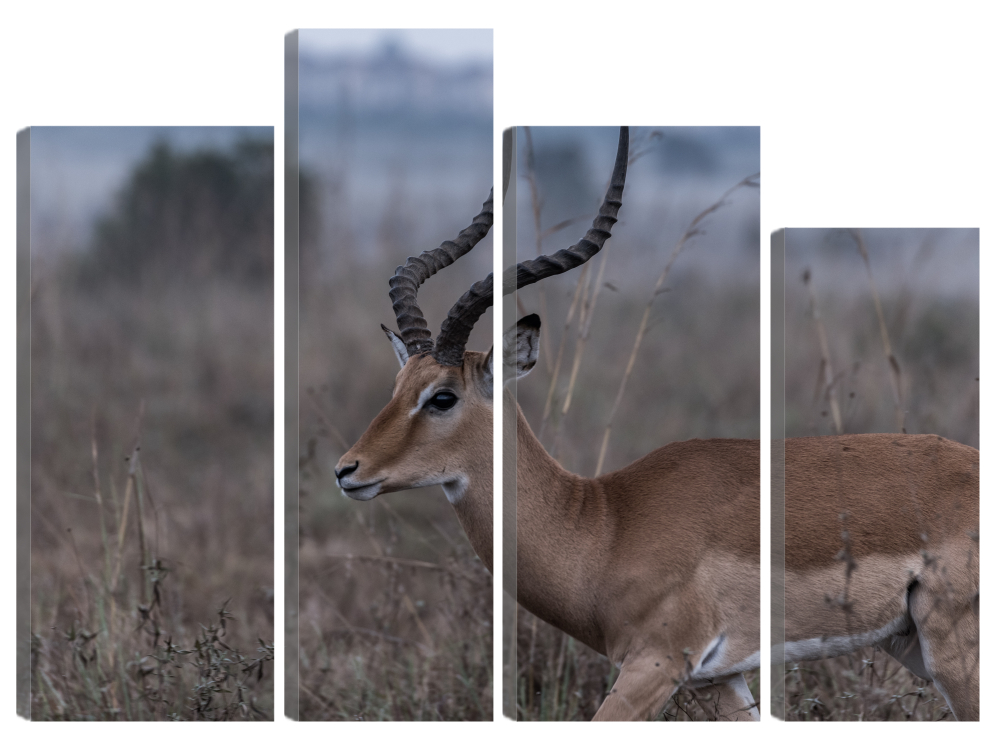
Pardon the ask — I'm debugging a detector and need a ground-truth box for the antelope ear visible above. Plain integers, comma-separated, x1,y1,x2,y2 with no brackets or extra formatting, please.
503,314,540,386
381,324,408,369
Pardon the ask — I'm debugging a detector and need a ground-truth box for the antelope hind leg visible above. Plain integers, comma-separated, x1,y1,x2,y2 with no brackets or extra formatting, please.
691,673,760,721
908,579,980,721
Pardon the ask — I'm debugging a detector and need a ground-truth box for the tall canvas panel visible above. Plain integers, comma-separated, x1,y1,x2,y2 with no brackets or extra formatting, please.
506,126,761,721
285,29,494,721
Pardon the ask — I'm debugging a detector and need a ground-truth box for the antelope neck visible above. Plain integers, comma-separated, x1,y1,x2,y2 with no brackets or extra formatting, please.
448,467,494,573
507,388,608,652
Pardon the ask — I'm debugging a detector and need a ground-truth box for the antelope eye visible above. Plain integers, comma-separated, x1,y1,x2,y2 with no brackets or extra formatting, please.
428,391,458,410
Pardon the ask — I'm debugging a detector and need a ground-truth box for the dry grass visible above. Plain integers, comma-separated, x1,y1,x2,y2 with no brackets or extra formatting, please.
29,280,274,721
783,651,953,721
512,127,760,720
296,491,492,720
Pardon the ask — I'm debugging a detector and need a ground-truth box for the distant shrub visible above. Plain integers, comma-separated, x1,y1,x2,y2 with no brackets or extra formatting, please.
77,139,273,288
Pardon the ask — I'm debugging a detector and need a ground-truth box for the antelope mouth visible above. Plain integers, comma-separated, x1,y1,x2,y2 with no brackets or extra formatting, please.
338,479,384,502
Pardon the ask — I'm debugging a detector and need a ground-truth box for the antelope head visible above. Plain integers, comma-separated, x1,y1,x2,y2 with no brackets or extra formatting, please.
335,127,627,576
335,192,495,563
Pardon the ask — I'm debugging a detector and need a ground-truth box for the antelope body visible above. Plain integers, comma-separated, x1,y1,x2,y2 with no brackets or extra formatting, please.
334,126,978,722
506,361,761,720
338,127,761,720
777,433,979,720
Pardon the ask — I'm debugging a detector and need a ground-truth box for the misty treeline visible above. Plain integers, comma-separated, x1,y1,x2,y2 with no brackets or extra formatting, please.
71,139,273,288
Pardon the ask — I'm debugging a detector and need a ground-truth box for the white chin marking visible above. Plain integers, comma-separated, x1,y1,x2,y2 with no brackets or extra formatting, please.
442,476,469,505
340,482,382,501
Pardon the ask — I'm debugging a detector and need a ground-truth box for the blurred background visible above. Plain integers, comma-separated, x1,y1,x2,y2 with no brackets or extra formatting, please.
779,227,979,720
28,127,274,719
295,30,493,721
511,126,760,719
783,228,978,447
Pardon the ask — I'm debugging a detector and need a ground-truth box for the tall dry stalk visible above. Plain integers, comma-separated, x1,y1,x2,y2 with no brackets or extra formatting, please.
849,229,906,432
561,250,610,416
802,268,843,434
110,402,145,594
556,131,665,413
551,254,610,460
535,130,660,446
594,173,760,476
522,127,553,373
90,409,111,588
539,265,588,441
524,129,598,441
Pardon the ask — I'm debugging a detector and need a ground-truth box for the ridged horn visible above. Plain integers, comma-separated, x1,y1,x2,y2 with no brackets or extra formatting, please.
388,190,494,358
434,127,629,367
501,126,628,296
433,272,494,367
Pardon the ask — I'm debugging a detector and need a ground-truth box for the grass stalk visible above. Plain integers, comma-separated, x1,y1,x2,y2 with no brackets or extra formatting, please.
594,173,760,476
539,264,587,441
110,444,138,588
849,228,906,432
522,126,553,373
561,247,609,416
552,250,609,460
802,267,843,433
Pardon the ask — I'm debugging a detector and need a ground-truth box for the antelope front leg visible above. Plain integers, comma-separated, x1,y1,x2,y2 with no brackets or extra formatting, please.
592,658,680,721
691,673,759,721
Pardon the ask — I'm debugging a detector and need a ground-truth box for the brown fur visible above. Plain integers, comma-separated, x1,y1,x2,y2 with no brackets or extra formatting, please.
782,434,980,720
508,388,760,721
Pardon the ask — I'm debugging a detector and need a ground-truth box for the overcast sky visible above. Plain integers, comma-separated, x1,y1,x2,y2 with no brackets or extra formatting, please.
299,29,492,66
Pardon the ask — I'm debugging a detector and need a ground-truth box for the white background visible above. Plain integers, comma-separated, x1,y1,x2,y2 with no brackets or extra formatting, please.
2,0,995,745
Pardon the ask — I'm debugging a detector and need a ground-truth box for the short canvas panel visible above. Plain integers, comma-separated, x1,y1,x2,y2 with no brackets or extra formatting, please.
506,126,761,721
773,228,979,721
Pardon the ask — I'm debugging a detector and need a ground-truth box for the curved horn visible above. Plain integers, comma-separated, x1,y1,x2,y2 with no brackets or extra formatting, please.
433,272,494,367
433,127,629,367
388,190,494,357
501,126,628,296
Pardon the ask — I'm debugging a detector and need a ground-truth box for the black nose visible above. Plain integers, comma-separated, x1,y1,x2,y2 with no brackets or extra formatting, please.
336,461,359,481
